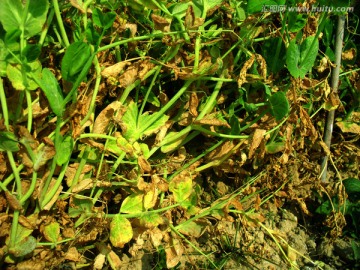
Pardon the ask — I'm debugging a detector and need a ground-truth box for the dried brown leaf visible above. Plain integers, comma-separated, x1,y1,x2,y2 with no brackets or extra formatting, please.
165,236,184,268
5,191,22,210
189,92,199,117
101,61,130,78
248,129,266,159
93,101,122,134
336,121,360,134
151,14,171,32
138,156,152,173
43,178,63,210
237,54,255,87
342,48,356,61
65,247,81,262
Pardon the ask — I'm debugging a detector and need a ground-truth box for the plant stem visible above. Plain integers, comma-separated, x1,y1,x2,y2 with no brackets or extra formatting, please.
52,0,70,47
0,78,9,130
320,15,345,182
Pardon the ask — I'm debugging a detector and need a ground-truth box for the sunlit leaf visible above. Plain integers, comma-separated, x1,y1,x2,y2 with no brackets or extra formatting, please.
0,0,49,38
110,215,133,248
169,177,193,203
286,36,319,78
61,41,91,83
120,193,144,214
7,60,42,90
43,221,60,243
40,68,64,117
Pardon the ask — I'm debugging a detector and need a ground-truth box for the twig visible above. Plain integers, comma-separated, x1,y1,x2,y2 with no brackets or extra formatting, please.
320,15,346,182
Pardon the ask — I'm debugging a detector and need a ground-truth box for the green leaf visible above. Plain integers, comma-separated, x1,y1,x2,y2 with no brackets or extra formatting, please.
23,44,41,62
85,21,101,46
9,225,36,257
0,39,8,77
247,0,280,14
61,41,91,83
286,36,319,78
138,212,164,228
343,178,360,194
43,221,60,243
7,60,42,90
56,136,73,166
169,2,191,17
68,197,93,218
110,215,133,248
0,132,19,152
9,235,37,257
161,131,189,153
265,141,285,154
121,101,168,141
92,8,116,30
40,68,64,117
120,193,144,214
268,91,289,121
169,177,193,203
0,0,49,38
288,13,308,32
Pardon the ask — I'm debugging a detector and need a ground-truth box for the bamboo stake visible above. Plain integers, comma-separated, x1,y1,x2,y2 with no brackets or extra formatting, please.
320,15,346,182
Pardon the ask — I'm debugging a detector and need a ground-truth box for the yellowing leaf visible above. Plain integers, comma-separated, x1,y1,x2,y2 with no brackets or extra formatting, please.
110,215,133,248
138,212,163,228
143,188,158,209
120,193,144,214
169,177,193,203
43,221,60,243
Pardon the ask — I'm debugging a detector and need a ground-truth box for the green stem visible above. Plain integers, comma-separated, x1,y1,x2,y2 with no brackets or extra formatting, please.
0,78,9,130
7,151,22,198
80,55,101,126
39,8,55,46
25,90,32,131
9,210,20,248
52,0,70,47
20,171,37,204
139,80,194,135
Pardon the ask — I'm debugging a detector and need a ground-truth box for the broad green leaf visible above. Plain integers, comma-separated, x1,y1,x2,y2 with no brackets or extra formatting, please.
9,236,37,257
268,91,289,121
247,0,278,14
85,21,101,46
169,2,191,17
138,212,164,228
43,221,60,243
40,68,64,117
92,8,116,30
120,193,144,214
286,36,319,78
0,39,8,76
169,177,193,203
56,136,73,166
0,0,49,38
110,215,133,248
288,13,308,32
140,112,169,137
121,101,169,141
61,41,91,83
9,225,36,257
343,178,360,194
68,197,93,217
0,132,19,152
265,141,285,154
7,60,41,90
22,44,41,62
